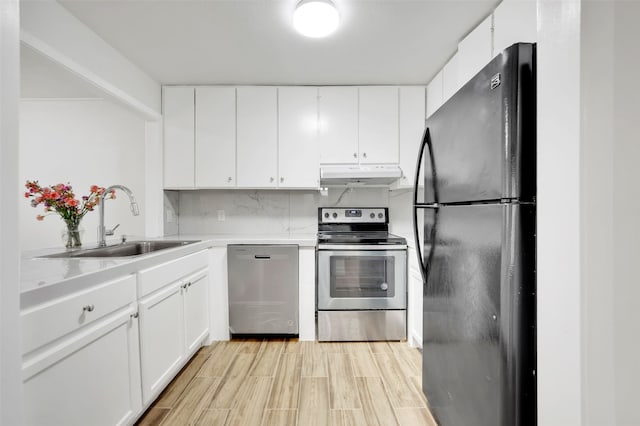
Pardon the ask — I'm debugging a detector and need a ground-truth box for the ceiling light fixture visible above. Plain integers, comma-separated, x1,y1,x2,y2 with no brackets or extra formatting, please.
293,0,340,38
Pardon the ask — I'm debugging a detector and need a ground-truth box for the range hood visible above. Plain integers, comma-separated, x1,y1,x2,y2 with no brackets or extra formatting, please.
320,164,403,186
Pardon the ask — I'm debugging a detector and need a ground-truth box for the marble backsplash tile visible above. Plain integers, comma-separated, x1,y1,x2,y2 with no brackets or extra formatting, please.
166,187,390,236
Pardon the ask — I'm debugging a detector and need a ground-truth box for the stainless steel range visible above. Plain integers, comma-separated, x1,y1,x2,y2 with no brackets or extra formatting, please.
316,207,407,341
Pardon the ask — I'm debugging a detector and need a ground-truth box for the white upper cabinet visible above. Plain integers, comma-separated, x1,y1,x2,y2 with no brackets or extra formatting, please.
278,87,320,188
236,86,278,188
195,87,236,188
359,86,399,164
458,14,494,87
493,0,537,56
397,87,426,187
163,87,194,188
318,86,359,164
442,52,460,104
426,70,444,118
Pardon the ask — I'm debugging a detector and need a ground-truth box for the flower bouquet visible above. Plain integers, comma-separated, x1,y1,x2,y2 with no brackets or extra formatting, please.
24,181,115,248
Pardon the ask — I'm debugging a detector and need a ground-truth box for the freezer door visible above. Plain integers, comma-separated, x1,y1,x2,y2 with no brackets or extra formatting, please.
421,203,536,426
422,43,535,204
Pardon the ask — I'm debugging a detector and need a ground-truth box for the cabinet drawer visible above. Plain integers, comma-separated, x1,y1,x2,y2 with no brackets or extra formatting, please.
22,274,136,355
137,250,209,297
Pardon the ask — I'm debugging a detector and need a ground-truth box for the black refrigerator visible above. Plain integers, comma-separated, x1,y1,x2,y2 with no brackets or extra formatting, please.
412,43,537,426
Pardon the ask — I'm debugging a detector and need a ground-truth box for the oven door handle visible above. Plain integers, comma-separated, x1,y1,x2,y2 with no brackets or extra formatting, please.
317,244,407,251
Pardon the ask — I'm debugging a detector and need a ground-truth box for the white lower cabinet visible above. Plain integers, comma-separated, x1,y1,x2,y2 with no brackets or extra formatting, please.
138,281,185,404
183,269,210,355
22,250,211,425
22,275,142,426
137,250,210,405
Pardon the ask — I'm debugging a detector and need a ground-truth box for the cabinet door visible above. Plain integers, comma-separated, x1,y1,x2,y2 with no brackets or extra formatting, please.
23,307,142,426
426,71,443,118
138,282,185,404
458,14,493,87
278,87,319,188
359,86,399,164
195,87,236,187
183,270,210,356
398,87,426,188
442,53,460,104
318,86,358,164
236,86,278,187
493,0,537,56
164,86,195,188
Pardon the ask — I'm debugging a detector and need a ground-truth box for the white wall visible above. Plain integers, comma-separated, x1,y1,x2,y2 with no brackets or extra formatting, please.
20,0,161,119
19,99,147,250
611,2,640,424
580,2,616,424
171,187,389,236
0,0,23,423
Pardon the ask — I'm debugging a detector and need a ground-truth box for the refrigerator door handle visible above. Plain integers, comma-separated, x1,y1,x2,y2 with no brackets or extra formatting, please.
412,127,438,285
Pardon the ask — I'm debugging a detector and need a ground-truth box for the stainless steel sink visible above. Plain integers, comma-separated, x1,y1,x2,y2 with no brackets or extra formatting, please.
40,240,200,258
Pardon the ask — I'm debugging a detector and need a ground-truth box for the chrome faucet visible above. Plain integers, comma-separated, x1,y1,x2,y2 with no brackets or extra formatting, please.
97,185,139,247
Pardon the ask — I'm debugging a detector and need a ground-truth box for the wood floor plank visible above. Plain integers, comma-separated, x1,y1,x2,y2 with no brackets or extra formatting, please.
262,409,298,426
160,377,219,425
301,350,328,377
327,353,361,409
197,341,240,377
268,353,302,409
283,339,302,353
394,408,438,426
350,351,380,377
208,353,256,409
341,409,369,426
367,342,393,353
374,353,426,408
225,376,273,425
341,343,371,353
195,408,229,425
238,339,264,353
330,410,344,426
298,377,331,426
136,407,170,426
250,340,285,376
154,352,211,408
408,375,430,406
392,347,421,378
355,377,399,425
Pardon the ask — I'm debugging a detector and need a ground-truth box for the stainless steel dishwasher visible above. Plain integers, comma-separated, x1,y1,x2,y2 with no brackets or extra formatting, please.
227,244,299,336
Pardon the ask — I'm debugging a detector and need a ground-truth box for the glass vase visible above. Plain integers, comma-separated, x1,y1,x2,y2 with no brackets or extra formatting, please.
63,222,83,248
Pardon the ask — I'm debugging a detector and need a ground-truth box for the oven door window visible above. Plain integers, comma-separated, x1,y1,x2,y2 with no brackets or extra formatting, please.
329,255,395,298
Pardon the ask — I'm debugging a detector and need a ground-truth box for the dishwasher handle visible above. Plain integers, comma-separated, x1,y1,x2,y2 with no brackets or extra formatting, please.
254,255,271,259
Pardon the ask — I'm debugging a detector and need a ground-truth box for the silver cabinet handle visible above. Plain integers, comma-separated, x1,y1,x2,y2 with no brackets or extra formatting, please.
280,177,284,183
363,152,367,158
130,312,139,319
353,153,357,158
270,177,274,183
82,304,95,312
227,177,232,182
181,283,188,289
187,282,192,287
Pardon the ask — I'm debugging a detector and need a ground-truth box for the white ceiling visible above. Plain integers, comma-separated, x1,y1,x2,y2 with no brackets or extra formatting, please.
53,0,499,86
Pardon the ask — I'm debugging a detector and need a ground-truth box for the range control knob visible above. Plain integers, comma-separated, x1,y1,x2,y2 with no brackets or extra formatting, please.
324,212,329,219
370,213,375,219
332,212,338,219
378,213,384,219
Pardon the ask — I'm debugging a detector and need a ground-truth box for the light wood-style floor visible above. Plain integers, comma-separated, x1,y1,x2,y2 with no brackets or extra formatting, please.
136,339,437,426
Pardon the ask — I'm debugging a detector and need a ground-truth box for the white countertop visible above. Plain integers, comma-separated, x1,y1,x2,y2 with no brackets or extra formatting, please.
21,233,316,308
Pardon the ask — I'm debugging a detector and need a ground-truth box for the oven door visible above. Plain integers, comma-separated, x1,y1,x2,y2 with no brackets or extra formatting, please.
317,246,407,310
